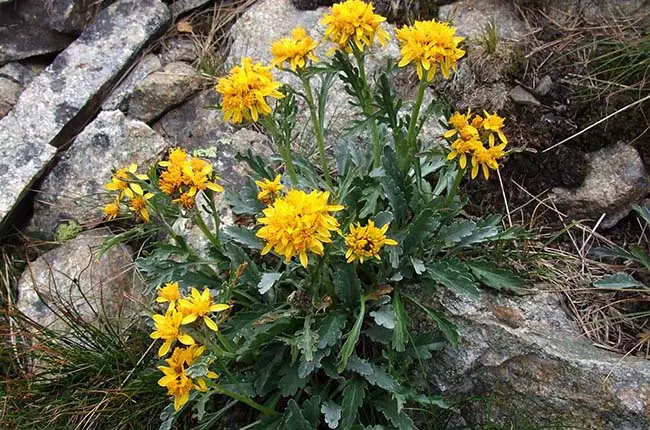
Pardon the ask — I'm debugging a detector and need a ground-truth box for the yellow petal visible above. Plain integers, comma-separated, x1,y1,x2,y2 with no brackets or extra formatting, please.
178,334,195,345
203,316,219,332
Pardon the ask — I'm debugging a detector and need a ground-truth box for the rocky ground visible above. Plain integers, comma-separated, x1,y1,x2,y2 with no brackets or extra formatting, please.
1,0,649,428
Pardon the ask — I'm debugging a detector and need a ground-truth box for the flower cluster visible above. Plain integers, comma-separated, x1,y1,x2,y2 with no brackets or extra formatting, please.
158,147,224,209
271,26,319,71
103,163,152,222
256,189,344,268
321,0,389,52
150,284,230,409
150,283,230,357
215,57,283,124
396,19,465,81
157,344,218,411
444,110,508,180
255,174,284,205
344,220,398,263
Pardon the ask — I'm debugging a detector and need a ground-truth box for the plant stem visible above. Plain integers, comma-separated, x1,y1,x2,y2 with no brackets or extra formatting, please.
445,167,465,207
259,116,299,186
406,79,427,157
353,47,382,169
193,208,221,249
217,386,279,416
300,74,333,187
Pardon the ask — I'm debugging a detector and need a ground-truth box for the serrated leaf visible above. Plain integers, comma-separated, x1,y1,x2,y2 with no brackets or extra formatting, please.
222,225,262,249
278,361,308,396
455,225,499,247
341,377,366,429
379,174,407,223
365,363,398,391
392,289,410,352
466,262,526,293
438,220,476,243
404,293,459,348
359,186,381,219
372,211,394,228
593,272,647,290
302,396,322,427
346,355,373,375
427,261,481,298
333,264,362,310
258,272,282,294
411,257,426,275
318,313,347,348
322,400,343,429
281,400,313,430
370,304,396,329
299,315,317,362
374,395,416,430
402,209,438,254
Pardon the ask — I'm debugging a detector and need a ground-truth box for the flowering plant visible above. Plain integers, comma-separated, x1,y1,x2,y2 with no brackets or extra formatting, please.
102,1,525,428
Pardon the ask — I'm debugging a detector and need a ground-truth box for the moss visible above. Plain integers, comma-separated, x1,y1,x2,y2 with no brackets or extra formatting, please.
54,221,83,243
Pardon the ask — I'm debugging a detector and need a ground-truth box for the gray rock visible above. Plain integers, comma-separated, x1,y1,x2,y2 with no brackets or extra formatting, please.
30,110,168,234
102,54,162,111
438,0,527,41
0,0,170,230
509,85,541,107
419,288,650,428
290,0,441,24
16,227,144,334
0,11,74,65
160,37,198,64
540,0,650,23
17,0,113,34
128,61,203,123
550,142,650,229
535,75,553,96
0,77,22,118
0,62,36,87
169,0,213,16
441,64,509,112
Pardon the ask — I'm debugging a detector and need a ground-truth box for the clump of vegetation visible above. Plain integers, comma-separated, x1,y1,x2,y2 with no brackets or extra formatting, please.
53,221,83,243
94,1,524,428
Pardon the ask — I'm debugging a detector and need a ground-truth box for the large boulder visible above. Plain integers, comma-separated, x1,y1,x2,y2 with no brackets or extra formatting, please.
420,288,650,428
17,0,116,35
550,142,650,229
128,61,203,123
102,53,162,112
16,228,144,334
0,0,170,231
0,63,37,119
30,110,168,234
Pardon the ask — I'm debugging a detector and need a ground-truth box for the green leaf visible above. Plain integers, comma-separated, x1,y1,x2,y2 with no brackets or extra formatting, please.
333,264,362,310
302,396,322,427
392,289,410,352
379,174,407,224
346,356,398,391
633,204,650,226
340,377,366,429
318,313,348,349
593,272,647,290
278,361,309,396
629,244,650,271
346,355,373,375
406,332,447,360
404,293,459,348
258,272,282,295
374,395,416,430
281,400,313,430
466,262,526,293
299,315,317,362
322,400,343,429
427,261,481,298
369,304,396,329
254,346,285,396
359,186,381,219
437,220,476,243
338,298,366,372
222,225,262,250
401,209,439,254
455,225,499,247
372,211,394,228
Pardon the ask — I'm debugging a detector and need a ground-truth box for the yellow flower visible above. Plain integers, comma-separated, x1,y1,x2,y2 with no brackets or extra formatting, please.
321,0,389,53
256,189,344,268
177,288,231,332
156,282,181,311
470,142,507,180
159,147,187,168
157,345,219,410
128,191,153,222
344,220,398,263
396,19,465,81
105,163,146,199
215,57,283,124
103,198,120,221
447,136,482,169
255,175,284,205
271,26,319,71
443,111,473,139
182,158,224,195
173,192,196,209
482,111,508,145
159,165,184,195
150,307,195,357
471,114,484,129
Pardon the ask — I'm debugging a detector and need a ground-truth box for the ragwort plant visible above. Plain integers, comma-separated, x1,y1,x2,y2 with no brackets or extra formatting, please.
102,1,525,428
